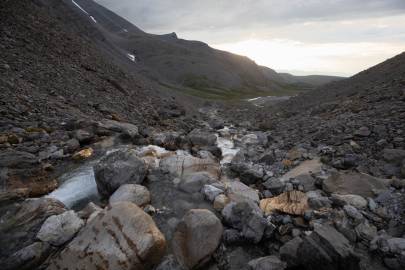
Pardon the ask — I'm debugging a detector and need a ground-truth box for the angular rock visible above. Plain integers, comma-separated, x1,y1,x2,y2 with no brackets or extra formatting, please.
323,171,388,198
98,119,139,139
331,194,368,209
202,185,224,202
172,209,223,269
0,198,65,259
279,159,322,182
74,129,93,144
306,190,332,209
260,191,309,216
47,202,166,270
230,162,264,185
263,178,285,195
188,129,217,147
280,237,303,268
179,172,217,193
343,205,364,221
109,184,151,206
160,152,220,179
36,210,84,246
225,181,260,203
248,255,287,270
222,200,266,243
355,221,377,242
213,194,230,211
94,149,147,198
297,224,359,270
64,138,80,153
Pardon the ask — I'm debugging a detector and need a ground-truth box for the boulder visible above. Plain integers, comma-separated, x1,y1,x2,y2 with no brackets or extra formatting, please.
297,224,359,270
188,129,217,147
0,198,65,259
279,159,322,182
306,190,332,209
230,162,264,185
98,120,138,139
248,255,287,270
74,129,93,144
160,152,220,179
179,172,217,193
222,200,266,243
36,210,84,246
94,149,147,198
109,184,151,206
225,181,260,203
202,185,224,202
323,171,388,198
172,209,223,269
152,131,184,150
331,194,367,209
263,178,285,195
3,242,52,270
0,150,37,168
280,237,303,268
260,191,309,216
47,202,166,270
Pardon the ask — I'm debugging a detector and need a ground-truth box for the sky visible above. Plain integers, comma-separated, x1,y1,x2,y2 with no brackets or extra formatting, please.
95,0,405,76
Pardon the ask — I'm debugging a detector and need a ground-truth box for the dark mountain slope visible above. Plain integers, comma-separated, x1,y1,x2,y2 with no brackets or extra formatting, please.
65,0,342,99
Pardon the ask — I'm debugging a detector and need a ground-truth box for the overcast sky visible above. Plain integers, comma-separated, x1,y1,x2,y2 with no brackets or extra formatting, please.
96,0,405,76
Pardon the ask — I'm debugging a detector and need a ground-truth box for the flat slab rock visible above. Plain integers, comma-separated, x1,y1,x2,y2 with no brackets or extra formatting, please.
46,202,166,270
323,171,389,197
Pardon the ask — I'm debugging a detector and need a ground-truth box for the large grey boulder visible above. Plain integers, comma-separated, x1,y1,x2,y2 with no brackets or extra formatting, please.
323,171,388,197
297,224,359,270
230,161,265,185
188,129,217,147
172,209,223,269
225,181,260,203
0,198,65,259
109,184,151,206
36,210,84,246
178,172,217,193
222,200,266,243
94,149,147,198
248,255,287,270
46,202,166,270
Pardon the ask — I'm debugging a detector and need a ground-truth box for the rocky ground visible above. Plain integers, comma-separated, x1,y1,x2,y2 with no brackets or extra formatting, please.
1,1,405,270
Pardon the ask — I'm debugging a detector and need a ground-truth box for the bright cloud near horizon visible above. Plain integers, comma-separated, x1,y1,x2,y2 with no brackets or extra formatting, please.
96,0,405,76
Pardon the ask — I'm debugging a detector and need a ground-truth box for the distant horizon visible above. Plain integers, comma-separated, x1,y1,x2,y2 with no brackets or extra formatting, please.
96,0,405,77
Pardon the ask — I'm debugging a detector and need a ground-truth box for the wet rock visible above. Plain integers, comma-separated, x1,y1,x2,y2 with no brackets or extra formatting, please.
280,237,303,268
260,191,309,216
323,171,388,197
222,200,266,243
331,194,368,209
3,242,52,270
248,255,287,270
94,149,147,198
74,129,93,144
36,210,84,246
47,202,166,270
109,184,151,206
0,150,37,168
297,224,359,270
202,184,224,202
0,198,65,259
225,181,260,203
354,127,371,137
172,209,223,269
188,129,217,147
179,172,217,193
160,152,220,179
